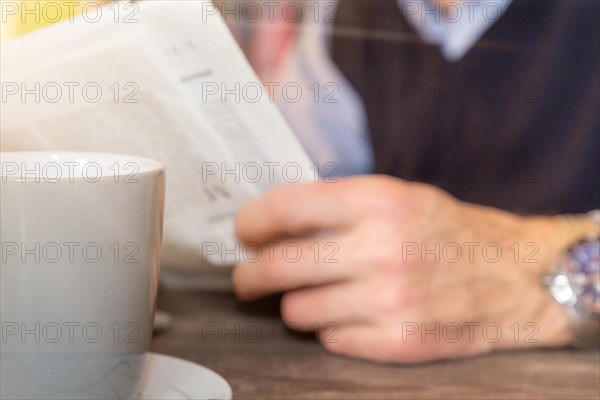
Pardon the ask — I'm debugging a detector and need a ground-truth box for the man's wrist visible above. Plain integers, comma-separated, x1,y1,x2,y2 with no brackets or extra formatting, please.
553,212,600,247
531,213,600,274
514,212,598,348
542,212,600,349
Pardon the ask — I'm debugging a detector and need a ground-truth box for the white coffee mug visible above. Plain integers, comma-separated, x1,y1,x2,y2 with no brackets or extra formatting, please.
0,151,164,399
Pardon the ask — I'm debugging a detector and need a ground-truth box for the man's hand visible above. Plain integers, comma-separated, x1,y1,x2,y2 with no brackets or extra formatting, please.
232,176,594,363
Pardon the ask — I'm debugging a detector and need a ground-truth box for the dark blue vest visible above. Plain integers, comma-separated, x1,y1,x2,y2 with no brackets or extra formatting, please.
332,0,599,214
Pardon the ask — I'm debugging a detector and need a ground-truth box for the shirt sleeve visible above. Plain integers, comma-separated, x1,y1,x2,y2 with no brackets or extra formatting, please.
273,2,374,177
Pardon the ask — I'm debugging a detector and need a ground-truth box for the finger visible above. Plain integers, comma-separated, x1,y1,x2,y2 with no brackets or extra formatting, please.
235,178,375,243
281,280,382,330
232,236,359,300
318,324,424,363
319,323,488,364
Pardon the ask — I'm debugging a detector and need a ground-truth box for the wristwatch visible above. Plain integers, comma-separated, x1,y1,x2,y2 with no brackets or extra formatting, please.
544,212,600,349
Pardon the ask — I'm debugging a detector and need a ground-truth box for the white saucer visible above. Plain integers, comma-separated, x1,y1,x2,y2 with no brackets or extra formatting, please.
137,353,232,400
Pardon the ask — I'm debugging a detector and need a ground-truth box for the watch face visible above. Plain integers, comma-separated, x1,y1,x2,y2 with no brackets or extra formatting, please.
567,239,600,314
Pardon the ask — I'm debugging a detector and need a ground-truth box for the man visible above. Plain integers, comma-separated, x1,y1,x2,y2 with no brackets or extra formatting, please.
232,0,599,363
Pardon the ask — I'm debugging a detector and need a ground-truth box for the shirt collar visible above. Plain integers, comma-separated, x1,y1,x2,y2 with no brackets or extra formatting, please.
397,0,513,61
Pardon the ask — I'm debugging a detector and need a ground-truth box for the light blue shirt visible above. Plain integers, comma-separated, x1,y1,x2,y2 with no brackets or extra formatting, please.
276,0,512,176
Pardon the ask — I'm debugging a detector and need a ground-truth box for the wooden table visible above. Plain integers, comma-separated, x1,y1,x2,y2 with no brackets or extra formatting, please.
152,287,600,399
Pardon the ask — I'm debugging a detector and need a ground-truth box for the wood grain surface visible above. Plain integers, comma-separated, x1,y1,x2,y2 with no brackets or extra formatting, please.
151,288,600,400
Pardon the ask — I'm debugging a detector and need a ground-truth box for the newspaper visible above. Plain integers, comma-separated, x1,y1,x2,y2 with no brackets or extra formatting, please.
0,0,314,267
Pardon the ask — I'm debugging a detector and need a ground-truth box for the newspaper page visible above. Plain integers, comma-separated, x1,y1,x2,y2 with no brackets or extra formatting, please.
0,0,315,267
